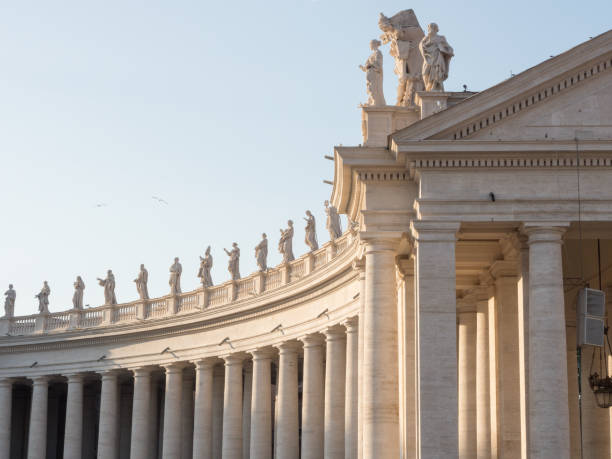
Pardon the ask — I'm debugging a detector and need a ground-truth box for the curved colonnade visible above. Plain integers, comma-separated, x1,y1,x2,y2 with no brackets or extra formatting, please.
0,230,364,459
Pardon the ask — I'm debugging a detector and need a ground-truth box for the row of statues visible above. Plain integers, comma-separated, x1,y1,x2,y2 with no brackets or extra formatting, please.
2,201,344,317
361,10,454,108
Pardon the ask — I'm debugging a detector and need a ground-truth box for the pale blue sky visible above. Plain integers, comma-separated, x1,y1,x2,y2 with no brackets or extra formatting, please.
0,1,610,315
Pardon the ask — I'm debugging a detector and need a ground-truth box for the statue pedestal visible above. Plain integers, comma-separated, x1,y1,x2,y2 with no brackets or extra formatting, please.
361,105,420,147
0,317,9,335
415,91,452,119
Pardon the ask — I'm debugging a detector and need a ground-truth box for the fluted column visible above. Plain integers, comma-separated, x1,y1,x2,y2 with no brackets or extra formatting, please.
324,325,346,459
64,374,84,459
300,334,325,459
193,359,216,459
249,349,274,459
275,342,300,459
457,308,477,459
131,367,152,459
98,371,119,459
475,292,492,459
162,363,185,459
411,222,460,458
344,317,358,459
0,379,13,459
182,371,195,459
27,376,49,459
523,223,570,459
222,354,244,459
242,361,252,459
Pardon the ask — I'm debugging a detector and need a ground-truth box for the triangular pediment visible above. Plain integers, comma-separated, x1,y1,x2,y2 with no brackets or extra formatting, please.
391,29,612,143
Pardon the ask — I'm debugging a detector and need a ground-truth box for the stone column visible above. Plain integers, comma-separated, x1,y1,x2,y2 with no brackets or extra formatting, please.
410,221,460,458
162,363,184,459
457,306,477,459
64,374,85,459
98,371,119,459
249,349,274,459
353,260,365,459
212,365,225,459
193,359,216,459
0,379,13,459
131,367,152,459
344,317,358,459
242,362,252,459
517,235,530,459
324,325,346,459
182,371,195,459
222,354,244,459
360,235,400,459
523,223,570,459
300,334,325,459
275,342,300,459
475,290,492,459
27,376,48,459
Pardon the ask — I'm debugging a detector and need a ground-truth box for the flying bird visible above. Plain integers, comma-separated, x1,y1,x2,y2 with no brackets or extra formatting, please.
152,196,169,205
94,203,108,208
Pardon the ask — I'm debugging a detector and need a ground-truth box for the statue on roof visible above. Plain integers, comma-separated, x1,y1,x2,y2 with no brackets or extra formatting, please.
134,264,149,300
255,234,268,272
304,210,319,251
359,39,386,106
35,281,50,314
72,276,85,309
4,284,15,318
97,270,117,305
169,257,182,295
379,10,425,108
198,246,214,287
224,243,241,281
325,200,342,241
419,23,454,91
279,220,295,264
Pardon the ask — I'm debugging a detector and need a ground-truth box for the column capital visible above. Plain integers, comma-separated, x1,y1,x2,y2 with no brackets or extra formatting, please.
0,378,14,388
299,333,325,348
31,375,49,385
342,316,358,333
130,366,154,378
99,370,120,381
359,231,403,253
520,222,570,244
221,352,247,365
410,221,460,242
250,347,276,360
489,259,518,280
324,324,346,341
396,254,415,277
161,361,190,373
274,340,301,354
64,373,85,383
192,357,219,370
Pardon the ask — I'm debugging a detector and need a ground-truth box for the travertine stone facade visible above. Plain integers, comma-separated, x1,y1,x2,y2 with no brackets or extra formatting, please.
1,19,612,459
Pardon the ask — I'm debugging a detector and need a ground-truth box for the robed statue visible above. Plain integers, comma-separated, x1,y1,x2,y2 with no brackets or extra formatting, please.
419,23,454,91
304,210,318,251
359,39,386,106
4,284,16,318
325,200,342,241
35,281,50,313
224,243,241,280
72,276,85,309
198,246,214,287
97,270,117,305
255,234,268,272
134,264,149,300
169,257,182,295
278,220,295,264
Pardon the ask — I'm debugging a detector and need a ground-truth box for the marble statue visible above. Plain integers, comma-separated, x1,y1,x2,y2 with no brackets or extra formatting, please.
224,243,241,280
169,257,182,295
35,281,50,314
379,10,425,107
72,276,85,309
134,264,149,300
359,39,386,106
198,246,214,287
97,270,117,305
255,234,268,272
278,220,295,264
4,284,15,318
419,23,454,91
304,210,319,251
325,200,342,241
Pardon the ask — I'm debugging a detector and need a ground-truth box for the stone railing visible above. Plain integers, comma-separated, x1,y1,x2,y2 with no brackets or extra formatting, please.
0,231,356,336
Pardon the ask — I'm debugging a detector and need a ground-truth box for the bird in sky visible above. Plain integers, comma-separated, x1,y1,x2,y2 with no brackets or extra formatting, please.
94,203,107,208
152,196,169,205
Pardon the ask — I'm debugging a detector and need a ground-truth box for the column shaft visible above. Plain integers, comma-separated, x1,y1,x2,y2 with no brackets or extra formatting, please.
301,334,325,459
476,297,492,459
162,364,184,459
276,343,299,459
131,368,151,459
242,362,252,459
64,374,84,459
98,372,119,459
222,355,243,459
27,376,48,459
525,225,570,459
325,326,346,459
0,379,13,459
249,350,273,459
212,366,225,459
355,264,365,459
193,360,215,459
458,310,477,458
182,373,195,459
344,317,359,459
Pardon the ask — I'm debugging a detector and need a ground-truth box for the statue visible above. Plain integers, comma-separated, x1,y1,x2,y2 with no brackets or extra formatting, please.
224,243,241,280
198,246,214,287
255,234,268,272
304,210,318,251
134,264,149,300
278,220,295,263
72,276,85,309
97,270,117,305
379,10,425,107
325,200,342,241
169,257,182,295
4,284,15,318
359,39,386,106
35,281,50,313
419,23,454,91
